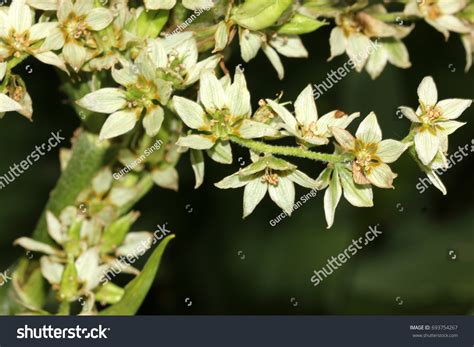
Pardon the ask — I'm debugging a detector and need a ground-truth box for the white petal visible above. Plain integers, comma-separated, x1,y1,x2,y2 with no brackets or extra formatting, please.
328,27,347,60
173,96,209,130
365,43,388,79
34,51,68,73
77,88,127,113
238,119,279,138
399,106,420,123
414,129,439,165
99,110,138,140
324,170,342,228
40,256,64,285
356,112,382,144
199,70,227,113
243,178,268,218
215,172,250,189
207,140,233,164
295,84,318,125
417,76,438,107
46,211,65,245
85,8,113,31
426,170,447,195
438,120,466,135
262,44,284,80
144,0,176,10
331,127,356,150
385,40,411,68
14,237,60,255
270,35,308,58
376,140,409,163
29,22,58,41
9,0,33,33
0,94,22,112
182,0,214,10
266,99,297,134
339,168,373,207
142,106,164,137
58,0,73,22
176,134,215,150
239,28,261,62
63,41,87,71
366,162,397,189
185,54,221,85
287,170,317,189
435,15,470,34
227,67,251,117
346,33,372,72
152,167,179,191
437,98,472,120
438,0,466,14
191,149,205,189
27,0,57,10
269,176,295,215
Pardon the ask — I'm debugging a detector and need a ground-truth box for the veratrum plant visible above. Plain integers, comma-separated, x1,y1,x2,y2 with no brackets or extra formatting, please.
0,0,472,315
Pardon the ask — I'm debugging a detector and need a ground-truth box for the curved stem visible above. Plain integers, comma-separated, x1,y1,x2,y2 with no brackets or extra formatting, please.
229,136,346,163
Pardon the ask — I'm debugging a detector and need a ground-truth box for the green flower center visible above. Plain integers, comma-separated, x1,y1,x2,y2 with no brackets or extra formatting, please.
354,140,379,170
420,105,441,124
7,30,30,57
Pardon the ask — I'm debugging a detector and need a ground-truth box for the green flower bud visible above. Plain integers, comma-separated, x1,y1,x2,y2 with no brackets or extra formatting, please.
277,13,327,34
95,282,125,305
59,256,78,302
136,10,170,39
100,211,139,254
232,0,293,31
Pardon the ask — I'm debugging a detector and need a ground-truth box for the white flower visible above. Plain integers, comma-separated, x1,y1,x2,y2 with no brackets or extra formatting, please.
0,63,23,118
146,32,221,89
77,57,173,140
316,155,374,229
173,68,279,164
404,0,470,39
0,0,67,71
47,0,114,71
399,76,472,167
239,28,308,79
215,154,317,217
267,84,360,146
332,112,409,189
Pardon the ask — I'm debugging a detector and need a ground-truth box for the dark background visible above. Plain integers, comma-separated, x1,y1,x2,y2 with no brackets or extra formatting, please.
0,20,473,315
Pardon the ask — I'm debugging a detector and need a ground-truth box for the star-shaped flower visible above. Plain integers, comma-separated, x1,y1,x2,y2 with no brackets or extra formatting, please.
173,68,279,164
0,0,67,71
399,76,472,166
404,0,470,39
266,84,360,147
215,154,317,217
331,112,409,189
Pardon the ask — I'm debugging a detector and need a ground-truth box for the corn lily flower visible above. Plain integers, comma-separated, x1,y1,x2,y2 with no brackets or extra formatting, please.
404,0,470,39
173,68,279,164
77,55,173,140
0,0,67,71
215,154,317,217
328,4,400,72
146,32,221,89
331,112,409,189
266,84,360,147
316,151,374,228
399,76,472,166
45,0,114,71
239,28,308,79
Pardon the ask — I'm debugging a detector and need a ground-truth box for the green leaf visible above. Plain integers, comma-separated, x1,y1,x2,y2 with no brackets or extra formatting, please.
99,235,175,315
277,13,327,34
12,260,46,311
232,0,293,31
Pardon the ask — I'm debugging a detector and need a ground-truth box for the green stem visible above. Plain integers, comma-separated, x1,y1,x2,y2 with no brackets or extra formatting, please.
229,136,346,163
370,12,418,22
